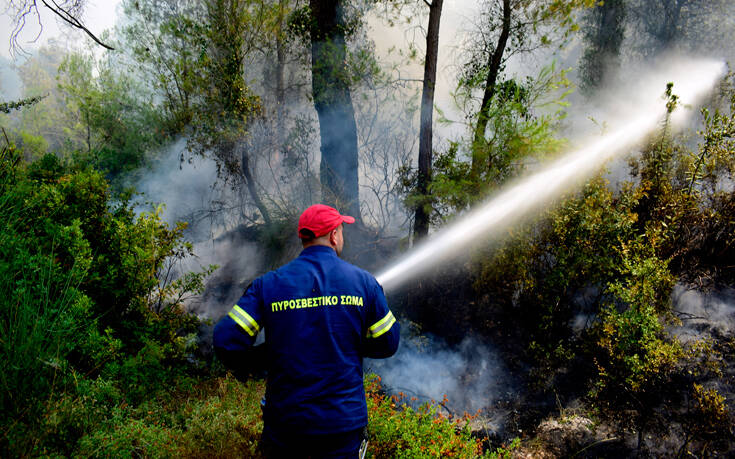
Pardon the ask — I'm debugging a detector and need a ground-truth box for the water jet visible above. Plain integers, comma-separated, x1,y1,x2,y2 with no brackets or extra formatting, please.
376,59,726,292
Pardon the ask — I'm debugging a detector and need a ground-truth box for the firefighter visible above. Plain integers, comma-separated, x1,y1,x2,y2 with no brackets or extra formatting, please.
213,204,400,458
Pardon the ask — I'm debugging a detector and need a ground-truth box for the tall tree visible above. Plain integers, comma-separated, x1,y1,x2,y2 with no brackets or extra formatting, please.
465,0,594,184
197,0,271,225
627,0,733,58
470,0,510,182
122,0,205,134
414,0,443,240
309,0,361,218
579,0,625,93
630,0,685,53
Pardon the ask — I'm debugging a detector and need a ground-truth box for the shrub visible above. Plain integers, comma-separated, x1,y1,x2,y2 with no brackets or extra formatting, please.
0,140,206,455
73,376,265,458
365,374,489,458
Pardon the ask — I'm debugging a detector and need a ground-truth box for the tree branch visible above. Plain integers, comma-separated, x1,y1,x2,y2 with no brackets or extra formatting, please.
40,0,115,50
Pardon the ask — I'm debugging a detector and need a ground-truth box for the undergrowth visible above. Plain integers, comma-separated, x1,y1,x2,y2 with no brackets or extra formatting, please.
23,372,518,458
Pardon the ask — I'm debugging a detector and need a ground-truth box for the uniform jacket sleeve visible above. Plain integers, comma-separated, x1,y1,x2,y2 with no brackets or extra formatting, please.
213,282,265,378
363,280,400,359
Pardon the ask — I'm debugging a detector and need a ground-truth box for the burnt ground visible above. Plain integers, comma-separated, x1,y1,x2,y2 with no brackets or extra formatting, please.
384,265,735,457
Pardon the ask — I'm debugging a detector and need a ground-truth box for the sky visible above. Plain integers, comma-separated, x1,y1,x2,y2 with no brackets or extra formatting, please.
0,0,122,59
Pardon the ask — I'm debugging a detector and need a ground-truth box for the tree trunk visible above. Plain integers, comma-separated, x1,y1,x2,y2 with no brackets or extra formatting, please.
470,0,511,181
414,0,443,240
660,0,683,47
580,0,625,91
309,0,361,218
275,0,286,152
240,143,272,225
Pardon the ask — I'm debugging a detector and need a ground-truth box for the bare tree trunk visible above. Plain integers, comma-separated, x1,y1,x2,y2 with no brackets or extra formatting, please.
275,0,286,152
579,0,626,92
414,0,443,240
240,143,272,225
470,0,511,181
660,0,683,46
309,0,361,218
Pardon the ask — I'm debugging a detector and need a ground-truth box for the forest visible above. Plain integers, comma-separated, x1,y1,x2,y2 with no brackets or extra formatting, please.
1,0,734,457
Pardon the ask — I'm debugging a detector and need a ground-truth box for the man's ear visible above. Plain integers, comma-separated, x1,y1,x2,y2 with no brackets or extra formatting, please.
328,228,338,246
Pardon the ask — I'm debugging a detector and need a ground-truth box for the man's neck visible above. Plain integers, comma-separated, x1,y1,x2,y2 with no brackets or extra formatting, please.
302,241,335,251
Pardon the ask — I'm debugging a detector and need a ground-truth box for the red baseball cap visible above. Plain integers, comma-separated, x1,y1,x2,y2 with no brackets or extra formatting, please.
298,204,355,239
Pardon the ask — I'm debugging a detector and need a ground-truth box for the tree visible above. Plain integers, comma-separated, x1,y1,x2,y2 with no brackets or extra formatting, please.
470,0,510,182
579,0,625,92
413,0,443,240
309,0,361,218
192,0,270,225
428,63,571,216
123,0,329,228
626,0,734,58
463,0,593,183
5,0,114,55
5,45,73,157
121,0,206,134
56,51,163,183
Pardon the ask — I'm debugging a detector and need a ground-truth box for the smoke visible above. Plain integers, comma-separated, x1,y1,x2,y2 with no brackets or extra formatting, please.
133,138,221,236
0,57,22,100
376,58,725,292
189,234,262,319
367,325,510,415
672,284,735,339
132,138,262,319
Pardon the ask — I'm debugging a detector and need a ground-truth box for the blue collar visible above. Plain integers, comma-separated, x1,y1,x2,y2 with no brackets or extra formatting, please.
299,245,338,257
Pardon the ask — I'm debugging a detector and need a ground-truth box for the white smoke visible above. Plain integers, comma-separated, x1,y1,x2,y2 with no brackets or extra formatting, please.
367,326,510,415
0,57,22,99
672,284,735,339
132,139,262,318
133,138,222,234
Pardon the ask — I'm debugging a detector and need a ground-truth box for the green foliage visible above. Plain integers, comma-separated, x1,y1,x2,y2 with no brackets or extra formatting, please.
0,140,206,456
0,45,164,184
365,374,502,458
687,75,735,195
460,0,593,93
407,64,571,222
1,45,80,156
0,94,47,113
682,383,732,450
71,376,264,458
16,129,49,159
591,237,682,403
486,437,521,459
56,51,165,184
122,0,207,133
453,83,735,454
190,0,262,160
0,142,98,434
471,176,638,380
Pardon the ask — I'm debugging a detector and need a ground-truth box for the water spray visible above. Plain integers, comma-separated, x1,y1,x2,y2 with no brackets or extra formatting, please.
376,59,726,292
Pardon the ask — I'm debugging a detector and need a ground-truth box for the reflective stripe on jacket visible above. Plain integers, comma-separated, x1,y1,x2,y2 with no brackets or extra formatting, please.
213,245,399,435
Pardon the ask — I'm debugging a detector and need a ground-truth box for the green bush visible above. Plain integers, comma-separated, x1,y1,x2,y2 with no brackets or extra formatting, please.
470,175,639,381
0,140,205,455
0,144,98,434
72,376,264,458
365,374,491,458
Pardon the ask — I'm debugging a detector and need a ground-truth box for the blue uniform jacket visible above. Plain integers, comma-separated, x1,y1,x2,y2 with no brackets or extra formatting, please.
213,245,399,436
